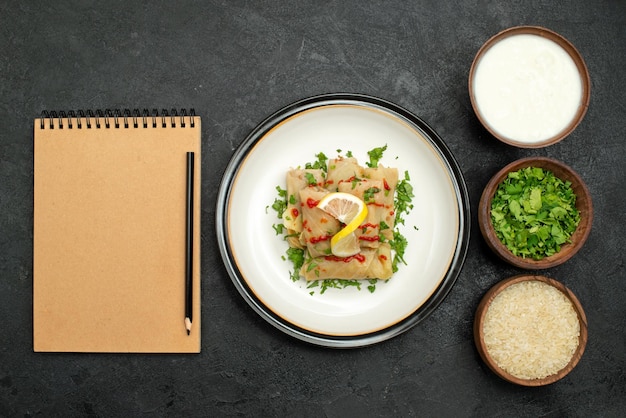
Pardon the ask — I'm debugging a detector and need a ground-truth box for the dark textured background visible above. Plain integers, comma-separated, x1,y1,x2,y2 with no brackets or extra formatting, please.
1,1,625,416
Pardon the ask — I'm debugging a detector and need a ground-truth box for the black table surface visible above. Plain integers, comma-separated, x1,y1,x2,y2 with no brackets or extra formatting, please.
2,1,625,416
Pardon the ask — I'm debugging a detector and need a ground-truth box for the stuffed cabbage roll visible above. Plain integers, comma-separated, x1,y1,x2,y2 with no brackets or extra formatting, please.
325,157,364,191
363,165,398,242
298,187,341,258
283,169,325,248
300,243,393,281
336,165,398,246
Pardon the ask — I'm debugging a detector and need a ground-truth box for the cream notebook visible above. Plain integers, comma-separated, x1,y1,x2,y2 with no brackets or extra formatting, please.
33,109,201,353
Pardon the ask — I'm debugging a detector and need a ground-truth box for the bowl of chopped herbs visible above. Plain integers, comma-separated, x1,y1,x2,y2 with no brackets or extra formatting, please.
479,157,593,269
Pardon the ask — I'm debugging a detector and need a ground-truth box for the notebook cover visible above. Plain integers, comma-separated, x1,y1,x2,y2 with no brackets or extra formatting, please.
33,113,201,353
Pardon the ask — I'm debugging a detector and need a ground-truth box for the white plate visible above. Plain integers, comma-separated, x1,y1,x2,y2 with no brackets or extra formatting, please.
216,94,470,347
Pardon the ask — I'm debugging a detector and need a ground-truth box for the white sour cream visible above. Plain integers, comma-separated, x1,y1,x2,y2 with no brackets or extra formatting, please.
472,34,583,144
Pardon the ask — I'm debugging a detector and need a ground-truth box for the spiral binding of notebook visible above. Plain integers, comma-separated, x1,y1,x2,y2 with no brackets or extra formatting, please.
39,108,196,129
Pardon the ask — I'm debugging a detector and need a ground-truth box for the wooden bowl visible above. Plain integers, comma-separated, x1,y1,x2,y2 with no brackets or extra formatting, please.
469,26,590,148
474,274,588,386
478,157,593,269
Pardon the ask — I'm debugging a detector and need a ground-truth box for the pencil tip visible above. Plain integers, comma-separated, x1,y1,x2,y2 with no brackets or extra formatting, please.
185,317,192,335
187,329,190,336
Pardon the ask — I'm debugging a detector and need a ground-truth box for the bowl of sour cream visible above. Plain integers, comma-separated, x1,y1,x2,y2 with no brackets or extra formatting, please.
469,26,590,148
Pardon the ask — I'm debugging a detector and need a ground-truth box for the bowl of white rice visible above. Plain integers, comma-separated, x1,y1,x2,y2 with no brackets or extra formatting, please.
474,274,587,386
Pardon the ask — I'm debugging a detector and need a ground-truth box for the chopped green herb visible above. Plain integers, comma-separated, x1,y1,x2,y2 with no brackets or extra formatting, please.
304,172,317,186
272,186,287,219
366,145,387,168
490,166,580,260
317,279,363,294
394,171,414,226
305,152,328,172
306,260,318,272
389,230,408,273
363,187,381,203
286,247,305,282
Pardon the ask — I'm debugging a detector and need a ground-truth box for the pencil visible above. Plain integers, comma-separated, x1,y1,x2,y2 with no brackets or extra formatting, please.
185,151,194,335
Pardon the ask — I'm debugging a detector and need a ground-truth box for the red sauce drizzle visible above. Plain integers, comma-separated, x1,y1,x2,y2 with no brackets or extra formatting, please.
310,235,332,244
338,176,357,185
383,178,391,191
291,208,299,218
324,253,366,263
306,198,319,208
359,235,380,242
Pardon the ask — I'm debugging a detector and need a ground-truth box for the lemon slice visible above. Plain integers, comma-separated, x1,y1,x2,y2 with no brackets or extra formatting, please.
330,232,360,257
317,192,368,257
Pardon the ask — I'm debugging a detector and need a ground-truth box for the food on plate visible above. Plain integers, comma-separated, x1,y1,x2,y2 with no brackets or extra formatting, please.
288,157,398,280
271,147,414,291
